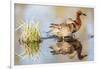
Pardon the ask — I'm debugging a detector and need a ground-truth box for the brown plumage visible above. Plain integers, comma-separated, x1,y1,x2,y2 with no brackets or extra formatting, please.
50,37,87,60
50,10,86,39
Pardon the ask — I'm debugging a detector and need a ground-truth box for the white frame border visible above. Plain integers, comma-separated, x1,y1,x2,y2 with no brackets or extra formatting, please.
11,0,95,69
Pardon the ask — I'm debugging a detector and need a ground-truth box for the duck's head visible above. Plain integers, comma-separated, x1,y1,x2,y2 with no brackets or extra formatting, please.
77,10,87,16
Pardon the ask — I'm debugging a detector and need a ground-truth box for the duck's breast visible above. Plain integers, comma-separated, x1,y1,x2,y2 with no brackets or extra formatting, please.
59,26,72,36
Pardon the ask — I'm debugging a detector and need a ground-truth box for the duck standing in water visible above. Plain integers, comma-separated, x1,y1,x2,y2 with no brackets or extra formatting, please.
50,10,87,41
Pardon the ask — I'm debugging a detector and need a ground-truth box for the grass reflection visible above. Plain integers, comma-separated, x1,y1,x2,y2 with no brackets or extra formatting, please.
22,41,40,57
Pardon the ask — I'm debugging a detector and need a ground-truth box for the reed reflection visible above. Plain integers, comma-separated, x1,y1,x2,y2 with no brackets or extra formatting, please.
20,41,40,57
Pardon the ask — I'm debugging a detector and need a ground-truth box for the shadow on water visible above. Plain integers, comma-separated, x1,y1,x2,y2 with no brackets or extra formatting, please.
49,37,87,60
16,35,89,65
20,36,87,60
22,42,40,57
17,41,41,61
18,35,56,58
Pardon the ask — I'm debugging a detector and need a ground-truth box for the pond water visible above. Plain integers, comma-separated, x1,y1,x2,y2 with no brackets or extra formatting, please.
15,33,94,65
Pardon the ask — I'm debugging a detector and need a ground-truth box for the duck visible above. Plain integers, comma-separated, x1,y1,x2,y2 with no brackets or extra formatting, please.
49,10,87,40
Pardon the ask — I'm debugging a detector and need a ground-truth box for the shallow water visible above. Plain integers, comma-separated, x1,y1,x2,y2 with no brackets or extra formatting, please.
15,35,94,65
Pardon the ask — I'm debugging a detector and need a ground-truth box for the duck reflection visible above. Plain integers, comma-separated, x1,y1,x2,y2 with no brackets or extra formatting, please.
50,37,87,60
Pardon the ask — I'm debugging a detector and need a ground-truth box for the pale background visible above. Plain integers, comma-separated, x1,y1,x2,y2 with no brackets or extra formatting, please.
0,0,99,69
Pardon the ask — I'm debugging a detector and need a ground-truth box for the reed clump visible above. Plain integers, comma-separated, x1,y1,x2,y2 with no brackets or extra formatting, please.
19,22,41,56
